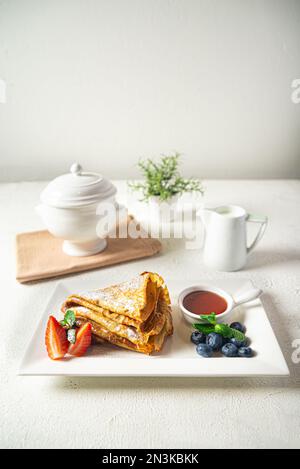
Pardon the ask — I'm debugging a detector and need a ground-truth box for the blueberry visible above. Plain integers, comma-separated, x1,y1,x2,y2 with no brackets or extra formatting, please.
196,343,213,358
206,333,223,351
238,347,253,358
222,336,231,346
230,322,246,333
221,343,239,357
191,331,206,345
230,337,247,348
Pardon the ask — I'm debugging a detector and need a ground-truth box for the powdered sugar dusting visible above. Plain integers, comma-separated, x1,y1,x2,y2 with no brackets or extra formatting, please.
78,275,145,313
73,306,90,314
70,305,141,342
118,275,144,292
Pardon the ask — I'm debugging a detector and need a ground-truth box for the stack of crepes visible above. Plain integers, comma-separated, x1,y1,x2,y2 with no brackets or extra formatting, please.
61,272,173,354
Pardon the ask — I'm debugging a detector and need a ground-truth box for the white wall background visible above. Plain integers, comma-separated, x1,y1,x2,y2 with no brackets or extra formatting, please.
0,0,300,181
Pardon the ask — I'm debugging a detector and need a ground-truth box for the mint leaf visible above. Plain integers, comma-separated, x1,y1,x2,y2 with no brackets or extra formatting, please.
193,321,247,342
200,313,217,325
64,310,76,327
230,328,246,342
67,328,76,344
193,323,215,335
214,323,233,338
215,323,246,341
60,310,76,328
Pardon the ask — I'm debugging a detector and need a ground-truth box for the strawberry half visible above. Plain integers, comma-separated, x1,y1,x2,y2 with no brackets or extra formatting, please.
68,322,92,357
45,316,69,360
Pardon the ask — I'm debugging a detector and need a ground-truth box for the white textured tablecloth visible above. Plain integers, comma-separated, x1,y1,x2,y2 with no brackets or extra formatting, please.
1,180,300,449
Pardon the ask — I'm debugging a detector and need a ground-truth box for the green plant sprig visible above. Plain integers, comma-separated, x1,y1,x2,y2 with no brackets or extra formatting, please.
128,152,204,202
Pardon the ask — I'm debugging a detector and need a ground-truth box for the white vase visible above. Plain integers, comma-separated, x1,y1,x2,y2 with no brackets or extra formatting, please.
147,195,179,224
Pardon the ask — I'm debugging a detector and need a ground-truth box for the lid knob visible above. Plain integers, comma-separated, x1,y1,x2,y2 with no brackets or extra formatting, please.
70,162,82,176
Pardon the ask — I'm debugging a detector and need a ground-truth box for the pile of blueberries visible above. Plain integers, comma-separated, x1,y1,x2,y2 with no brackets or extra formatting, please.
191,322,253,358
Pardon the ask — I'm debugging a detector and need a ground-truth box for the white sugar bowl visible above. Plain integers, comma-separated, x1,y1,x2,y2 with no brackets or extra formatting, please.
36,163,117,256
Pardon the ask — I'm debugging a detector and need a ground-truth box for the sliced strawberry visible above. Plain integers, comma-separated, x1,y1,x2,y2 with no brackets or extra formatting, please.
45,315,69,360
68,322,92,357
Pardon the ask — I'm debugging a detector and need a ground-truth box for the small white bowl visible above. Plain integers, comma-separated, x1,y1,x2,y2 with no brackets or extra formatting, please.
178,284,262,325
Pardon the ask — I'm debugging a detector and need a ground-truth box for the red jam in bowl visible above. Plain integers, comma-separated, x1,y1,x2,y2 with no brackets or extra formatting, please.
183,290,227,316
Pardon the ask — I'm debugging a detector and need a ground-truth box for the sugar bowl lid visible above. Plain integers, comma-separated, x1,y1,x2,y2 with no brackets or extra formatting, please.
40,163,117,208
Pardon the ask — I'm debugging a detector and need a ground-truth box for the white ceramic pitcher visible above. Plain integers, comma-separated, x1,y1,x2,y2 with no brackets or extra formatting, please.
199,205,267,271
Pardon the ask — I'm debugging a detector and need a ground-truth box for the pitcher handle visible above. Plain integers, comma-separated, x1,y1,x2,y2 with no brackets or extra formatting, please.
246,214,268,254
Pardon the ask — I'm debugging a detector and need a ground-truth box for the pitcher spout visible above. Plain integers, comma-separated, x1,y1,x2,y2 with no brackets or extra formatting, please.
197,207,214,229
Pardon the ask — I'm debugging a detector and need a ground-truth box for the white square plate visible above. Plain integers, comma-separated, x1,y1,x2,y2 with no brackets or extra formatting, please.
19,277,289,377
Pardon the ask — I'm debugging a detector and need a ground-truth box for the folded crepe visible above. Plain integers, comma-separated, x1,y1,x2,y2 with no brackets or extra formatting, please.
61,272,173,354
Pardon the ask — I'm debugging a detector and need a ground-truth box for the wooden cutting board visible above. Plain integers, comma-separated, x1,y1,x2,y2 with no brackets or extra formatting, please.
16,225,161,283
